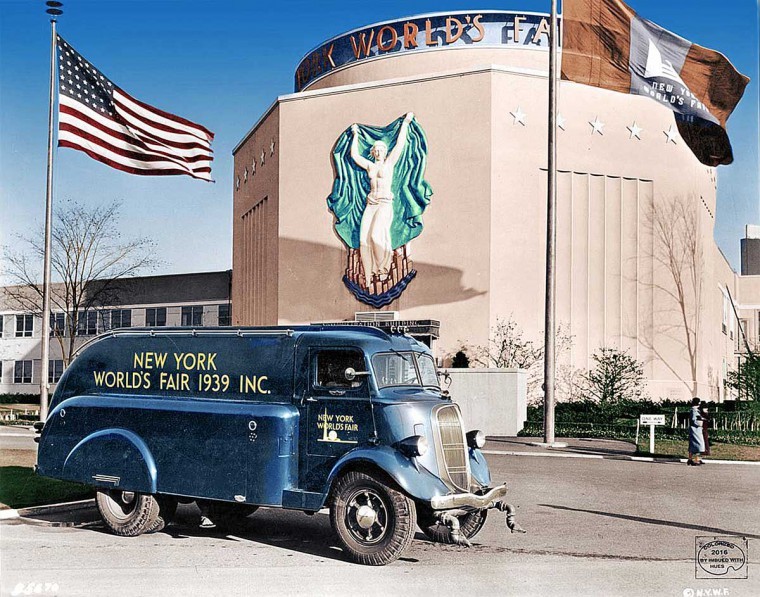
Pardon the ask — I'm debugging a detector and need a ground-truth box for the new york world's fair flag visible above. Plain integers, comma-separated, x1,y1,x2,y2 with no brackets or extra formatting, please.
561,0,749,166
56,36,214,181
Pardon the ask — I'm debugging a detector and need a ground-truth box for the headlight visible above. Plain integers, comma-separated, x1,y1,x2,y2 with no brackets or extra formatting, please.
399,435,429,457
466,429,486,449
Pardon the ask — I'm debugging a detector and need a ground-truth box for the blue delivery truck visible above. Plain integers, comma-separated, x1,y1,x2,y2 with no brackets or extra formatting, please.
35,325,523,565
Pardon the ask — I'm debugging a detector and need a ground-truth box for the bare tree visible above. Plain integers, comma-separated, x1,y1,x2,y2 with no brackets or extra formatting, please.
470,317,543,369
2,200,158,365
469,316,577,403
644,194,703,395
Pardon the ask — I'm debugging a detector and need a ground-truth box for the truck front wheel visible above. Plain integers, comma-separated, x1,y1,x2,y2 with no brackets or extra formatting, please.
96,489,160,537
330,471,416,566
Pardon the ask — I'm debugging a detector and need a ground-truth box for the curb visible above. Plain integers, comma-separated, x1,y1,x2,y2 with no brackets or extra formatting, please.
482,449,760,466
0,498,94,522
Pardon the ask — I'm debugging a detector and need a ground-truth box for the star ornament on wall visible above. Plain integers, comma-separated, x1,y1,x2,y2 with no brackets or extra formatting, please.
510,107,526,126
664,125,678,144
251,159,256,175
627,122,643,140
270,139,276,156
589,116,605,135
260,150,266,166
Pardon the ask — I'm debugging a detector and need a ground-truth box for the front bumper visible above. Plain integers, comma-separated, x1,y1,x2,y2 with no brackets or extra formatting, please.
429,483,507,510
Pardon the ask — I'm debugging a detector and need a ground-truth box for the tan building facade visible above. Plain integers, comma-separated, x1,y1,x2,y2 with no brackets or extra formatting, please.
232,11,758,402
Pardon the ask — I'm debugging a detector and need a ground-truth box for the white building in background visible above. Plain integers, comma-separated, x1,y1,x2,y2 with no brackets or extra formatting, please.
0,271,232,395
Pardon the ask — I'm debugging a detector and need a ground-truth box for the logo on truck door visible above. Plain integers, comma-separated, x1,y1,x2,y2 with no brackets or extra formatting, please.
317,407,359,444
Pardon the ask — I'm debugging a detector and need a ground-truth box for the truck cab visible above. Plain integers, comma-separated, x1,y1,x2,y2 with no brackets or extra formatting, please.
36,325,520,565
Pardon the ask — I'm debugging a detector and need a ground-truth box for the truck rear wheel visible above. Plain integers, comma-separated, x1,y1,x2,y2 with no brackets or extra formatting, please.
96,489,160,537
418,508,488,543
147,495,178,533
330,471,416,566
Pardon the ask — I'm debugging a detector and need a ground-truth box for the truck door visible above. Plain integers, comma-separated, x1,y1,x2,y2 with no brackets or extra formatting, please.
295,347,375,491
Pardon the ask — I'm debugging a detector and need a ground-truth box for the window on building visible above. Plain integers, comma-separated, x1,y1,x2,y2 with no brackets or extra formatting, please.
739,319,749,351
50,312,66,337
0,362,3,383
730,310,736,341
218,304,231,326
181,306,204,327
15,314,34,337
14,360,33,384
721,291,729,335
146,307,167,327
77,310,99,336
0,315,4,337
49,360,64,383
107,309,132,330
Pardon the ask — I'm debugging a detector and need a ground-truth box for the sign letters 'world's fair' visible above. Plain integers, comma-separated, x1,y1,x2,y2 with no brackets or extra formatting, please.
295,11,558,92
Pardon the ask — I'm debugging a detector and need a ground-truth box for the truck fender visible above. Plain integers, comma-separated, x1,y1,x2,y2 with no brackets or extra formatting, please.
468,447,492,487
62,428,157,494
324,446,452,503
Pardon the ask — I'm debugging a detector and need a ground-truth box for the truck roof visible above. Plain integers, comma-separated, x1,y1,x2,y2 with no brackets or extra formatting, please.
72,324,427,361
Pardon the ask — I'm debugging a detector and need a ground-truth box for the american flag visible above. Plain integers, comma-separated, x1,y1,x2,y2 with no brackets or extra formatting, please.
57,36,214,181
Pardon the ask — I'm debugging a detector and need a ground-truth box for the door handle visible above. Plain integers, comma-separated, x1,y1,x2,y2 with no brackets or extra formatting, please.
301,396,317,406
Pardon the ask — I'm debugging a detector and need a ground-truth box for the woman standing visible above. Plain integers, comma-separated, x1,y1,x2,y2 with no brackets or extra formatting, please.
700,401,711,456
688,397,706,466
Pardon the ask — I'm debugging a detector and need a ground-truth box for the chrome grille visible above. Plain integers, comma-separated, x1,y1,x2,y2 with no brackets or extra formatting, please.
435,404,470,491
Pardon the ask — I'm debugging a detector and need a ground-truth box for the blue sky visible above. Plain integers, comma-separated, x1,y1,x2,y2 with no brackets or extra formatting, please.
1,0,757,280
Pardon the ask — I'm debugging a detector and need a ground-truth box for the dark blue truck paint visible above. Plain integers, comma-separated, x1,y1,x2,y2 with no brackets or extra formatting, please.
36,325,511,564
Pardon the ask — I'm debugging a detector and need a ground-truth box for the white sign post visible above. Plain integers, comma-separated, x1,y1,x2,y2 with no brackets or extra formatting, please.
640,414,666,454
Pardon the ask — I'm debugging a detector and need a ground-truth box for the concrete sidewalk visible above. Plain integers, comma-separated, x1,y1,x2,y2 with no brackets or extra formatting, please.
487,436,637,457
485,436,760,465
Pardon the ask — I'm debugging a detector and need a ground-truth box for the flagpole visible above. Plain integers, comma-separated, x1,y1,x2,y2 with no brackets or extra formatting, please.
40,1,62,422
543,0,558,445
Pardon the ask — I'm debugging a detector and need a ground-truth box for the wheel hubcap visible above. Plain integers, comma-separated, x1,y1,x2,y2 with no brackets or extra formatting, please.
103,490,139,521
345,489,389,545
356,504,377,529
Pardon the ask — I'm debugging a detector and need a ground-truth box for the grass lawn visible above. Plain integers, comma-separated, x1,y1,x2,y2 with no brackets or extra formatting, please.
0,466,93,510
636,439,760,461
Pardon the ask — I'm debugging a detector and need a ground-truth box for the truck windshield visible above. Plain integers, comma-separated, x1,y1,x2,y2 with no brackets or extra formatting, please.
372,352,440,389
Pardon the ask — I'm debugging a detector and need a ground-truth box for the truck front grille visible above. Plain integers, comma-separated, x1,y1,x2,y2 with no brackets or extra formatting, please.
435,404,470,492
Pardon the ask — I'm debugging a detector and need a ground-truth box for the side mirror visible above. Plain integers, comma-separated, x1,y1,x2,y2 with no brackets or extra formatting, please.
345,367,371,382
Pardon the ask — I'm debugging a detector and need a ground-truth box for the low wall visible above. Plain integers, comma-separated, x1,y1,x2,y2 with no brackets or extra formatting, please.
441,368,527,437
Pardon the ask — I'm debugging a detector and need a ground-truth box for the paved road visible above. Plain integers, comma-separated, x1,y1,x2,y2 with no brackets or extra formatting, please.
2,446,758,597
0,426,37,451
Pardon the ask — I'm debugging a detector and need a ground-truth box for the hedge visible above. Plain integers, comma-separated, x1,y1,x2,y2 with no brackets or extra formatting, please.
518,421,760,446
0,394,40,405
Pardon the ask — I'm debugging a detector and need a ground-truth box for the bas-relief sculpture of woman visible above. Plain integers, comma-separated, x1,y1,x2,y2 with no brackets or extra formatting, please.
349,112,414,288
327,112,432,307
